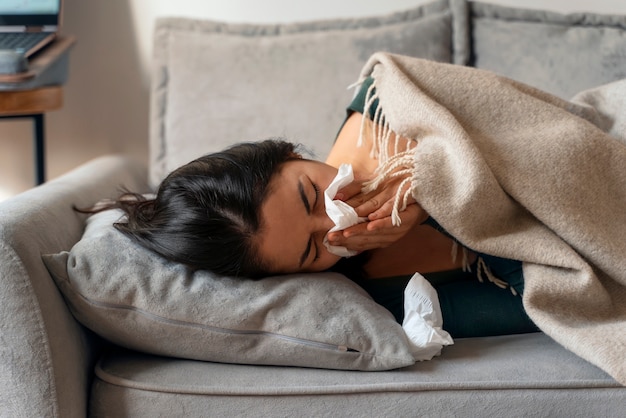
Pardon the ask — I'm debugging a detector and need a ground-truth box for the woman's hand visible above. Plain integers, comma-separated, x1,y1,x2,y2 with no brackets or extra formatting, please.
326,176,428,252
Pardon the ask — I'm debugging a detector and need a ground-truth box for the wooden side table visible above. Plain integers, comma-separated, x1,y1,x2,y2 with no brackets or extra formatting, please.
0,87,63,184
0,36,75,185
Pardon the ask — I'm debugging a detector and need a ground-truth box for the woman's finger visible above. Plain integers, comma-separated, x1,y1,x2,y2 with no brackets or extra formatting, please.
353,188,397,217
335,178,367,201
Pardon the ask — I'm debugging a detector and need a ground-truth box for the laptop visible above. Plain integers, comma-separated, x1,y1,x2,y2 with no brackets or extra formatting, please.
0,0,62,58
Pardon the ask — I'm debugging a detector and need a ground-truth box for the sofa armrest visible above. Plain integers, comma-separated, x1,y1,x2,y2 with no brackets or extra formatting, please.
0,155,148,418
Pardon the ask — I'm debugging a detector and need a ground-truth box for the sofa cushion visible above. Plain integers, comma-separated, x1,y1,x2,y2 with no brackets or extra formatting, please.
42,209,415,371
149,0,458,186
470,1,626,99
90,333,625,417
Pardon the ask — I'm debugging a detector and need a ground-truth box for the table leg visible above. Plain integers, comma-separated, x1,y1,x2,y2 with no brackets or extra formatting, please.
33,113,45,185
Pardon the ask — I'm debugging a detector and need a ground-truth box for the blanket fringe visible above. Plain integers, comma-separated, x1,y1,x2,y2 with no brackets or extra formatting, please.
476,257,518,296
358,77,417,227
451,241,472,273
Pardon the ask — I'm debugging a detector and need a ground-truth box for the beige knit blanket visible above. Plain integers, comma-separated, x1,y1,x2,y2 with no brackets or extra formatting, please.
358,53,626,385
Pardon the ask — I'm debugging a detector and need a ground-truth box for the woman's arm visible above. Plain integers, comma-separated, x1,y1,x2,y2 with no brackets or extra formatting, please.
325,112,377,174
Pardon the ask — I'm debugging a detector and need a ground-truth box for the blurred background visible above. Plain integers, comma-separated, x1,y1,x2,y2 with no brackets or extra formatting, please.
1,0,624,201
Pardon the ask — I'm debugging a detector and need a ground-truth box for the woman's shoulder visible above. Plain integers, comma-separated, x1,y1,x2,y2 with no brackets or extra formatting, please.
325,111,378,175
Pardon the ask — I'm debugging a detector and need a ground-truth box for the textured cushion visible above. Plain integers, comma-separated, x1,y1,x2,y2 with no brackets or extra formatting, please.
149,0,457,186
42,209,415,371
470,1,626,99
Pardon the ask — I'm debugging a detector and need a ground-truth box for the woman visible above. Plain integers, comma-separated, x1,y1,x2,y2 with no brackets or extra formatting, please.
105,75,537,338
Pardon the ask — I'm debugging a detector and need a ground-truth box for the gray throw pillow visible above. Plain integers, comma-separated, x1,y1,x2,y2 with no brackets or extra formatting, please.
43,209,415,371
470,1,626,99
149,0,457,186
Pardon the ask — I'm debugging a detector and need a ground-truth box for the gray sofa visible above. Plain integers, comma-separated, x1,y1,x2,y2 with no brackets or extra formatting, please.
2,1,625,416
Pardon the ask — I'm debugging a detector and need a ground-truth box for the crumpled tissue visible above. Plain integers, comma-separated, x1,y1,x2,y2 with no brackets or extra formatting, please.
323,164,368,257
402,273,454,361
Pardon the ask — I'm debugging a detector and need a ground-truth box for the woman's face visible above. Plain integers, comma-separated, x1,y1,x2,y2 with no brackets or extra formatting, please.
256,159,341,274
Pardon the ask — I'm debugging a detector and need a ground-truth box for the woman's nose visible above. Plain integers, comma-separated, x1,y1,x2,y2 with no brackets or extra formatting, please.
315,210,335,234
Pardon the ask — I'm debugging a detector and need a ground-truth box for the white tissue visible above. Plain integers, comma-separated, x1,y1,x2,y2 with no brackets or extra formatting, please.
323,164,368,257
402,273,454,361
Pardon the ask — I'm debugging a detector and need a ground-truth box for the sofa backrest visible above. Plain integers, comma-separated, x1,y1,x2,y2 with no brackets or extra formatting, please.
469,1,626,100
148,0,626,187
148,0,467,187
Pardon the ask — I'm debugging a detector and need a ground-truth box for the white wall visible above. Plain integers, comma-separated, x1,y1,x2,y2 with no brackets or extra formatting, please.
1,0,625,200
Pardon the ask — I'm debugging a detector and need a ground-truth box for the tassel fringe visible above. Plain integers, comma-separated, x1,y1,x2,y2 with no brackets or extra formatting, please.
476,257,518,295
358,77,417,227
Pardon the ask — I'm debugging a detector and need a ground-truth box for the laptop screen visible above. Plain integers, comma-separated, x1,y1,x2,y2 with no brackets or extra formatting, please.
0,0,61,27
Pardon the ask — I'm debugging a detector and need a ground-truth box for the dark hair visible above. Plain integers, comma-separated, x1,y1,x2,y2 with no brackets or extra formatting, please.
112,139,300,278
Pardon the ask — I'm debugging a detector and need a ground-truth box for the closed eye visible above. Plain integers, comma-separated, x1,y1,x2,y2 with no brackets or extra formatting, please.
311,181,320,209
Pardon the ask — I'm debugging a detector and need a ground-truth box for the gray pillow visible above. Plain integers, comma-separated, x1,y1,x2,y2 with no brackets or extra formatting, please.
470,1,626,99
43,209,415,371
149,0,457,186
